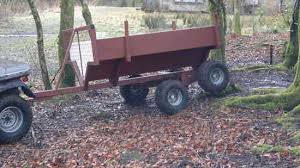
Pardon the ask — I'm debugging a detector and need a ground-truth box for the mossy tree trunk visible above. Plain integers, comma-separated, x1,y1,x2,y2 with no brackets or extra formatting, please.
226,60,300,127
27,0,52,90
58,0,75,87
233,0,241,35
208,0,226,63
284,0,300,69
79,0,93,25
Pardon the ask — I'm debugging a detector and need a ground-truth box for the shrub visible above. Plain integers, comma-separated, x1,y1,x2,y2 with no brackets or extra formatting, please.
142,13,167,29
176,13,210,28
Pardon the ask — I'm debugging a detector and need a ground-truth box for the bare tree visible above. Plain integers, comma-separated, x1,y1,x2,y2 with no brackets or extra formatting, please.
233,0,241,35
27,0,52,90
58,0,75,87
208,0,227,63
79,0,93,25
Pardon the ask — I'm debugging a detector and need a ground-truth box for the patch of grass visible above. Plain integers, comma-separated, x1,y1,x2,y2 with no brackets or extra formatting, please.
290,147,300,156
252,144,284,154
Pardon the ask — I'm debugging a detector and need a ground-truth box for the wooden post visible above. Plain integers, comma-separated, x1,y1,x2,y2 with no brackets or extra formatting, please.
172,21,176,30
124,21,131,62
270,45,274,65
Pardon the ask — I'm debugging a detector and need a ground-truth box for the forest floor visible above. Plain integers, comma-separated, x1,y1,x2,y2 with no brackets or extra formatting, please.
0,7,299,168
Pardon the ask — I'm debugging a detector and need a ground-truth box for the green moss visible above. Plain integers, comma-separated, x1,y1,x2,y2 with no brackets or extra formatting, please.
289,132,300,143
225,89,300,113
252,87,285,95
232,64,288,73
290,147,300,156
224,94,279,110
253,144,300,156
284,39,299,69
253,145,300,156
289,104,300,116
252,144,284,154
275,64,289,72
276,113,300,129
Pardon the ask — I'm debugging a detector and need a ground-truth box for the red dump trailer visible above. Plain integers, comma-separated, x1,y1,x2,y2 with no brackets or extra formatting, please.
0,20,229,144
35,21,229,109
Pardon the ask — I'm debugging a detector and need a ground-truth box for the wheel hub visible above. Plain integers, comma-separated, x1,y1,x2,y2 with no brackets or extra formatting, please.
0,107,23,133
210,68,225,85
167,89,183,106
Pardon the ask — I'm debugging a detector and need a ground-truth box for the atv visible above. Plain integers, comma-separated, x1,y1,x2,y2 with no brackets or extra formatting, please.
0,59,34,144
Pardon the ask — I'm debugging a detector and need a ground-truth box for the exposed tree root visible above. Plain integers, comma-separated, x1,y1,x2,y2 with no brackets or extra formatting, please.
291,104,300,115
225,86,300,128
252,87,285,95
226,91,299,111
232,64,289,73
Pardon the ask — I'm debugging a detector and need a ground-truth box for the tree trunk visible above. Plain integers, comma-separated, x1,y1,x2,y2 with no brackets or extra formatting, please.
284,0,300,69
233,0,241,35
79,0,93,25
27,0,52,90
58,0,75,87
208,0,226,63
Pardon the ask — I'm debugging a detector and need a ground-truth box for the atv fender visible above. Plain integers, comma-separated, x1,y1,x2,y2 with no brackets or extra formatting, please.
0,80,35,98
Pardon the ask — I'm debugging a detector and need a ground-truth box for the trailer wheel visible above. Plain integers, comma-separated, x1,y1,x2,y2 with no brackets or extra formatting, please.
197,61,229,96
155,80,189,115
0,95,32,144
120,85,149,106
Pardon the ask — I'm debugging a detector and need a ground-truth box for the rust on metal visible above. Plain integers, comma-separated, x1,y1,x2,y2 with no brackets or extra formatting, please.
34,70,195,100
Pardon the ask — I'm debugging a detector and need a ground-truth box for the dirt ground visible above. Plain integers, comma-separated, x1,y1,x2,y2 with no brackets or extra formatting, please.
0,7,299,168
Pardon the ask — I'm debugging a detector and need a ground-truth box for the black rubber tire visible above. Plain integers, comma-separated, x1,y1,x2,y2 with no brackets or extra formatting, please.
197,61,229,96
155,80,189,115
0,95,32,144
120,84,149,106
